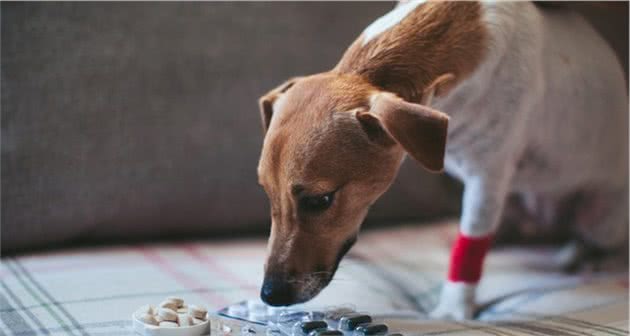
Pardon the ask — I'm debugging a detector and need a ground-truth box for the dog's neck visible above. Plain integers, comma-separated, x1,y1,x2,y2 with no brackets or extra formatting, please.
334,1,487,103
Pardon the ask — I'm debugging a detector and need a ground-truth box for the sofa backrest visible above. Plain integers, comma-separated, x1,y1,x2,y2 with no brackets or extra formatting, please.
1,2,463,252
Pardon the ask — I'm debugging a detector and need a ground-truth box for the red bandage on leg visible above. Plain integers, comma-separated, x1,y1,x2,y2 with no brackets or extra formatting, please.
447,232,493,283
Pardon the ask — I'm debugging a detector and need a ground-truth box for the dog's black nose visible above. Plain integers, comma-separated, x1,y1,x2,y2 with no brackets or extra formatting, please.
260,277,295,306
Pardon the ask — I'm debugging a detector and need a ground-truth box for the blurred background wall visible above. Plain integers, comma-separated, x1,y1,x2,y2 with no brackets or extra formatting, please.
2,2,626,252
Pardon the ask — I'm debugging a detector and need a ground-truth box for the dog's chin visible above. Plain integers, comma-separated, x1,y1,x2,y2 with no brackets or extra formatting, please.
294,235,357,304
333,234,357,272
294,274,333,304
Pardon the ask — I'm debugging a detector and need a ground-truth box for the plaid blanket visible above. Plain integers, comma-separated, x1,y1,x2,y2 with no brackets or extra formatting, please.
1,220,627,335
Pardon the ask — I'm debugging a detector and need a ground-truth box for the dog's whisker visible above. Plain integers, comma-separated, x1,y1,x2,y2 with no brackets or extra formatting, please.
308,271,334,276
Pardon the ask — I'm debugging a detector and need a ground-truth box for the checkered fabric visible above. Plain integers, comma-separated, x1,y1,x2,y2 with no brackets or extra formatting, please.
1,220,627,335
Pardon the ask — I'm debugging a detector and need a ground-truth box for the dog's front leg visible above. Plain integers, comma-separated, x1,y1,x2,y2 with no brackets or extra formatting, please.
430,168,514,320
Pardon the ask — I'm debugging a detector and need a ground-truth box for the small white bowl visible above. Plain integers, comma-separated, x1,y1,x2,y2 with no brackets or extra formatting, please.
132,314,210,336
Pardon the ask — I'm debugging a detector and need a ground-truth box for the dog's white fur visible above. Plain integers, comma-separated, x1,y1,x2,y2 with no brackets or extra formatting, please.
366,1,627,320
362,1,424,46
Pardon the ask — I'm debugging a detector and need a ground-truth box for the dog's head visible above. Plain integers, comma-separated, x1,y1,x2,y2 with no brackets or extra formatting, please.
256,72,449,306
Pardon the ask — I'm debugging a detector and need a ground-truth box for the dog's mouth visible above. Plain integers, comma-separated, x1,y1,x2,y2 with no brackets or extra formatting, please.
294,235,358,302
332,234,358,275
261,235,358,306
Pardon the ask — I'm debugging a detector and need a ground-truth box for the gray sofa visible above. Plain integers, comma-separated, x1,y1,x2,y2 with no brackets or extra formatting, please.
2,2,626,252
1,2,463,252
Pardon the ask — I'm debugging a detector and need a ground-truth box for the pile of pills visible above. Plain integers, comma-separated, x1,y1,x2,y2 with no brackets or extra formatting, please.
134,296,208,328
214,300,402,336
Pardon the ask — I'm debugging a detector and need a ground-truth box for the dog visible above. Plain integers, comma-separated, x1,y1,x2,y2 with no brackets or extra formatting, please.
256,1,628,319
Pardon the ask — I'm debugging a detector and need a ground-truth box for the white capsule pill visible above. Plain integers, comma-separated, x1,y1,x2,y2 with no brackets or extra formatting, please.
134,304,155,318
178,314,193,326
157,307,178,322
188,305,208,320
159,300,179,311
159,321,179,327
138,313,158,326
166,296,184,308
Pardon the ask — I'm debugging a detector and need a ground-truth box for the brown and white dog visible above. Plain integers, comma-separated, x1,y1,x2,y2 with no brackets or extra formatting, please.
256,1,628,319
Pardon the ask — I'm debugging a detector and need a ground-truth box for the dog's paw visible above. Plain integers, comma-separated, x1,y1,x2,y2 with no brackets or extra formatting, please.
429,301,475,320
429,281,476,320
555,240,629,273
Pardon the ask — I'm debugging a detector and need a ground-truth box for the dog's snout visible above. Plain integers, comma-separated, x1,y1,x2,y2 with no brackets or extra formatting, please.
260,277,295,306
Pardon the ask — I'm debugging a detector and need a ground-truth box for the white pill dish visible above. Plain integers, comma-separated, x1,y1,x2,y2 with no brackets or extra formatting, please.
132,297,210,336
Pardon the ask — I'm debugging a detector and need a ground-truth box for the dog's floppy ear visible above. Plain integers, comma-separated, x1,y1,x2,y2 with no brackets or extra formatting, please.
355,92,449,172
258,77,302,134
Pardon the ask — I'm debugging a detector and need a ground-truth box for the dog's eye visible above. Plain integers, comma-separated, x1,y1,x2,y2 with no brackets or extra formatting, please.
299,192,335,213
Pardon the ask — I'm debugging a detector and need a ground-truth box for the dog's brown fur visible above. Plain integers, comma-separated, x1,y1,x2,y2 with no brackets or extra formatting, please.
336,1,487,103
257,1,488,305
